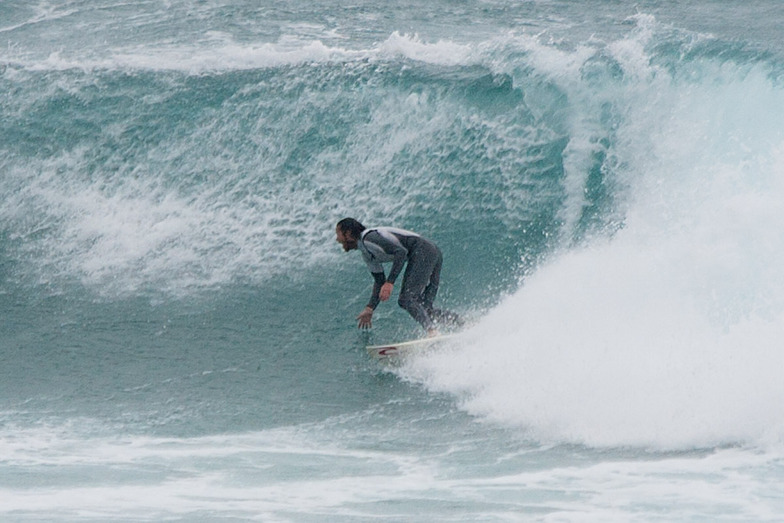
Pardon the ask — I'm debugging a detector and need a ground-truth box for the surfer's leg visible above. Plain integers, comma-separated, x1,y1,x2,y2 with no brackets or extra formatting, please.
398,243,439,330
420,248,463,327
421,249,442,310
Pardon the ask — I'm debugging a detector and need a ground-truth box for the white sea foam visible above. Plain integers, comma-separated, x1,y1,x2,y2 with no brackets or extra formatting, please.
404,23,784,450
1,416,781,520
4,31,476,73
0,417,440,519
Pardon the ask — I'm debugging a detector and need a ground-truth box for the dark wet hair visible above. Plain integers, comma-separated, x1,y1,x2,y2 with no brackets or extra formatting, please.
336,217,366,239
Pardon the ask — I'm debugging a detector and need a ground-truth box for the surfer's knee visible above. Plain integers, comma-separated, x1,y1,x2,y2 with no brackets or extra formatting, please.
397,294,413,311
399,293,434,330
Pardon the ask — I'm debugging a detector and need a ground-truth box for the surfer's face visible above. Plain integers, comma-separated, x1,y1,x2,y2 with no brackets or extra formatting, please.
336,226,358,251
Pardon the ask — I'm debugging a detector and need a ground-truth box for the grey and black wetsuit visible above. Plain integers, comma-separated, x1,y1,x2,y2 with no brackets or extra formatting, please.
359,227,460,330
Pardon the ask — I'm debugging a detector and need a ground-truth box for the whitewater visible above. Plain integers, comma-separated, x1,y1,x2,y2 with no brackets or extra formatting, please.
2,1,784,520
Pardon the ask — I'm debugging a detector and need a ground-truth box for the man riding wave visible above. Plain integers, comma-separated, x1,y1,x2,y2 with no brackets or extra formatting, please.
335,218,461,336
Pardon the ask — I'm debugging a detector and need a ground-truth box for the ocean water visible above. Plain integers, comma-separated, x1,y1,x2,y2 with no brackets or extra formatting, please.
2,0,784,520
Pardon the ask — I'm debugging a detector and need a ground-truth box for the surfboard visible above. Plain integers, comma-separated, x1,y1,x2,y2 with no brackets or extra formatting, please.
366,333,457,359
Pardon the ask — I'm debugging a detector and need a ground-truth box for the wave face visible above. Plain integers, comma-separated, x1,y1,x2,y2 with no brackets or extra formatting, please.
3,1,784,520
2,34,565,298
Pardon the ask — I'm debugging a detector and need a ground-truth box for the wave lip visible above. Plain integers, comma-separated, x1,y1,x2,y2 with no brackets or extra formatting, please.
4,31,477,73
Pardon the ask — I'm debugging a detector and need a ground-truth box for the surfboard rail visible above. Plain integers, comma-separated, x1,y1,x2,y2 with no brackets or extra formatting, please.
366,333,457,359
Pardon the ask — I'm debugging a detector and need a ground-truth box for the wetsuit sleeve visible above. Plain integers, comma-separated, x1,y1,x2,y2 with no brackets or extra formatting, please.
367,271,386,309
362,230,408,284
385,245,407,284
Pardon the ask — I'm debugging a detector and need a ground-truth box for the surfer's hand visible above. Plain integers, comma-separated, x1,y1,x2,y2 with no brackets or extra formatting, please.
379,282,393,301
357,307,374,329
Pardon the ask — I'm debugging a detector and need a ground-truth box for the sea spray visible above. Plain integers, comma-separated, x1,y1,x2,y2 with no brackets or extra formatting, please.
401,20,784,450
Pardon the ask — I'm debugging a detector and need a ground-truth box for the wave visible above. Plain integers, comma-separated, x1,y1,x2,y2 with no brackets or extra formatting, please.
1,30,566,297
398,18,784,450
3,16,783,303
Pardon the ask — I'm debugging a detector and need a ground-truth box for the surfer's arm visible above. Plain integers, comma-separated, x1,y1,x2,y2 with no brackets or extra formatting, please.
363,230,407,285
377,236,411,300
357,271,386,329
367,271,386,309
385,246,407,284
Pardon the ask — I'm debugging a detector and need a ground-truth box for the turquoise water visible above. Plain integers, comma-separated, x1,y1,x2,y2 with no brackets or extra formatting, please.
3,1,784,520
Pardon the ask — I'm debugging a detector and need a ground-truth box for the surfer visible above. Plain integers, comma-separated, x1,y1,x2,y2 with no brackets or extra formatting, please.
335,218,461,336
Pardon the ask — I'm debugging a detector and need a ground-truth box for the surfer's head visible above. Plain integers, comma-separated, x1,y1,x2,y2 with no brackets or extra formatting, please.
336,218,365,251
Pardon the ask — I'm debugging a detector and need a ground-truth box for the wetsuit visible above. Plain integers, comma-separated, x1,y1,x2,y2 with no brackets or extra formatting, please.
359,227,460,330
